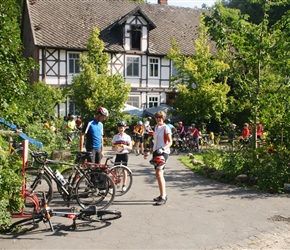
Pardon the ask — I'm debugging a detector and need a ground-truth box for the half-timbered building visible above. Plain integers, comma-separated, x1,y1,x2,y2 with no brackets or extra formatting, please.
22,0,204,116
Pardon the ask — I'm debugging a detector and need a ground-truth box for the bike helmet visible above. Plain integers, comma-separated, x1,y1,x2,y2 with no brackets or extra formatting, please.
165,118,171,123
97,106,109,117
191,123,195,127
147,116,152,121
230,123,236,128
151,156,166,169
179,121,182,124
137,121,143,126
117,121,126,127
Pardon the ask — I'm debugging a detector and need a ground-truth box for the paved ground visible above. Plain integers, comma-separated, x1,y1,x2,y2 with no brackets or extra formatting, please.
1,147,290,249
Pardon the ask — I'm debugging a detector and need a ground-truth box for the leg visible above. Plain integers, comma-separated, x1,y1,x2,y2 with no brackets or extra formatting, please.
155,168,166,197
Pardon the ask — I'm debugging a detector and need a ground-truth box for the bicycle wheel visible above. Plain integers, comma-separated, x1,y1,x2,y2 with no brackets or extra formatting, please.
96,210,122,221
25,168,53,203
10,213,43,231
61,167,81,186
75,171,116,210
109,165,133,196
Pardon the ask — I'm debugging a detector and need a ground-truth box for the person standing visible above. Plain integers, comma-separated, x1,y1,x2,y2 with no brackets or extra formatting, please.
76,116,83,130
257,121,263,140
144,110,172,206
189,123,200,152
80,106,109,163
67,115,76,144
242,123,250,141
228,123,237,148
133,120,145,155
111,121,132,192
144,117,153,152
165,118,176,134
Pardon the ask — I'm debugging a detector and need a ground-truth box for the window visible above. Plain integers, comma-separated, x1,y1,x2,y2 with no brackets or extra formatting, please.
127,96,140,108
69,53,80,74
171,61,179,76
149,58,159,77
130,24,141,50
126,56,140,77
148,96,159,108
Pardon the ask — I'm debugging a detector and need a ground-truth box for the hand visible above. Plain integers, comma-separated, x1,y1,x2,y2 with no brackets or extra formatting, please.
156,148,164,155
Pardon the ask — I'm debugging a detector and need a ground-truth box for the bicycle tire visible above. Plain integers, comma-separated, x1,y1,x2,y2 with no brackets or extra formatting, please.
96,210,122,221
109,165,133,196
25,168,53,203
75,171,116,210
10,214,43,231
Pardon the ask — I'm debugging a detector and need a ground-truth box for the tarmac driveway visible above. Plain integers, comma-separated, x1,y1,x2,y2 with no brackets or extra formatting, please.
1,150,290,249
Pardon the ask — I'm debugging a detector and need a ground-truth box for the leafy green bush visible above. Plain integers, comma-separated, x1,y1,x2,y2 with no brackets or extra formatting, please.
181,146,290,193
0,149,23,231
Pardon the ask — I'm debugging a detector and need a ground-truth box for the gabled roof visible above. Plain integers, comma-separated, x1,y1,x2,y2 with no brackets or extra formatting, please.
25,0,206,56
112,6,156,30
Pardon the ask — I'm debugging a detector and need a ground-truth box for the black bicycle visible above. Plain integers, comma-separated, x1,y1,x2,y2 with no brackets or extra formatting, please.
10,193,121,232
25,151,116,210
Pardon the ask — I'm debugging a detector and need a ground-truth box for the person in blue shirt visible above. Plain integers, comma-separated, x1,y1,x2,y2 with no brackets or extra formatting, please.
165,118,176,134
80,106,109,163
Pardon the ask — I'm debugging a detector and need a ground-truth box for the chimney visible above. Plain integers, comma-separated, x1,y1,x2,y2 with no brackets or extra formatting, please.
158,0,168,4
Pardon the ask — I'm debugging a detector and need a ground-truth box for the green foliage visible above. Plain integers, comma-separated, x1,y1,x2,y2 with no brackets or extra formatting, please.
0,0,38,125
167,17,230,125
19,82,66,126
181,145,290,193
71,28,131,129
204,2,290,148
0,143,23,231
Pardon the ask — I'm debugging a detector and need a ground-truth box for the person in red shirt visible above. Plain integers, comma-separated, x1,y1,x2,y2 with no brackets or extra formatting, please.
189,123,200,152
242,123,251,142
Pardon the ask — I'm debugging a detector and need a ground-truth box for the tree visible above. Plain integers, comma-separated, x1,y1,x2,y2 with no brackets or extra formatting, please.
204,1,290,147
167,17,230,126
71,28,131,123
0,0,38,125
221,0,290,25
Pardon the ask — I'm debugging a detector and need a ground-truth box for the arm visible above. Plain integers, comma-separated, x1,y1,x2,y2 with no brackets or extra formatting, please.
80,133,85,151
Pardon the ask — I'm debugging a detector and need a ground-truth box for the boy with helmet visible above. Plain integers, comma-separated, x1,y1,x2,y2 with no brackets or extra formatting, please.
111,121,132,192
144,111,172,206
133,120,145,155
80,106,109,163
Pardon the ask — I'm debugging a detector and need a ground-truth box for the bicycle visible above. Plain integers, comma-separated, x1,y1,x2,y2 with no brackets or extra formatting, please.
10,193,121,232
25,150,116,210
61,152,133,197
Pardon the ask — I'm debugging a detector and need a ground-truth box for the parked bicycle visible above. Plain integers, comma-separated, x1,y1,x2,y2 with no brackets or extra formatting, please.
25,150,116,210
61,151,133,197
10,193,121,232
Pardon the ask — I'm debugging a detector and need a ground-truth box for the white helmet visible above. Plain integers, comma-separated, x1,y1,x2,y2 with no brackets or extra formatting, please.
97,106,109,117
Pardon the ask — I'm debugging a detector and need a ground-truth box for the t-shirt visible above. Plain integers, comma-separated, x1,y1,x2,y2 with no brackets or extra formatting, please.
166,123,175,133
111,133,132,154
134,125,145,135
153,124,172,153
82,119,103,150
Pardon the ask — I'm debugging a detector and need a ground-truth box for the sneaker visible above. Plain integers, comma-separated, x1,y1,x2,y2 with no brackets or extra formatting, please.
122,185,127,192
155,197,167,206
153,195,168,202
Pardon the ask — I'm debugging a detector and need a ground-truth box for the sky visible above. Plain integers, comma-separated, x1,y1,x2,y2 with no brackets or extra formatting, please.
146,0,216,9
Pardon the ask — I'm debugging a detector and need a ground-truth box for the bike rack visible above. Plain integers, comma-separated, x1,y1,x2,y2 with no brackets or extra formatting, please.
12,140,39,218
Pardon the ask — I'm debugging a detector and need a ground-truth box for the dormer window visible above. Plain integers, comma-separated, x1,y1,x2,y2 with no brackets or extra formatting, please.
130,24,142,50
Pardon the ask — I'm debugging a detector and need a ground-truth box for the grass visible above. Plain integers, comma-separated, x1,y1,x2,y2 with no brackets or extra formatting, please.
178,153,204,173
